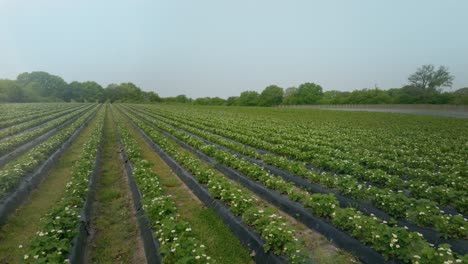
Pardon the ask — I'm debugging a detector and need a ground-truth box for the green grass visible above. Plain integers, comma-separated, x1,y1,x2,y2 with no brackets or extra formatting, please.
123,113,254,264
0,108,103,264
88,108,144,264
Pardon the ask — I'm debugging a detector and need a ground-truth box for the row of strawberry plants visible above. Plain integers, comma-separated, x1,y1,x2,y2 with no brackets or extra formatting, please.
0,104,87,140
118,107,311,263
24,106,105,263
149,105,466,178
0,105,99,199
120,106,467,263
144,106,466,188
136,106,466,215
0,104,78,128
125,106,468,241
0,104,95,157
0,103,44,121
128,104,468,238
145,106,467,192
114,109,214,263
144,105,467,190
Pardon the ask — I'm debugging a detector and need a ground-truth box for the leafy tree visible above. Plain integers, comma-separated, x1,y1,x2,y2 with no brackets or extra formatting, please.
347,88,392,104
408,65,455,92
238,91,259,106
258,85,284,106
69,81,104,102
454,87,468,94
21,82,44,102
226,96,239,106
163,94,192,103
319,90,350,104
282,87,298,105
451,87,468,105
284,87,297,98
105,82,144,102
16,71,68,101
287,82,323,104
81,81,104,102
144,91,162,102
175,94,190,103
0,80,23,102
193,97,226,105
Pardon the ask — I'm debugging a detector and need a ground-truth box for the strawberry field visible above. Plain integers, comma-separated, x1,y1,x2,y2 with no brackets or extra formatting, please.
0,103,467,263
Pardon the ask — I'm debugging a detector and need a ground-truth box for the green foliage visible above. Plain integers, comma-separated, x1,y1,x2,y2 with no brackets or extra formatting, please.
27,107,105,263
0,68,466,105
346,88,392,104
226,96,239,106
17,71,68,101
0,71,162,103
125,104,468,263
193,97,226,105
238,90,259,106
0,80,23,102
105,82,145,103
163,94,192,104
408,64,454,92
258,85,284,106
283,83,323,105
145,91,162,102
319,90,350,104
68,81,105,102
452,87,468,105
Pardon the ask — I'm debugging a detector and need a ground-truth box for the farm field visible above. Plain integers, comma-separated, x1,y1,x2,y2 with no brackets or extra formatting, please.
0,103,467,264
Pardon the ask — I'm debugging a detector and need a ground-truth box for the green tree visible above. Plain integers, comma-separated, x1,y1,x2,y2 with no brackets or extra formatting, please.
193,97,226,105
319,90,350,104
21,82,44,102
175,94,191,103
450,88,468,105
104,82,144,102
289,82,323,104
347,88,392,104
16,71,68,101
408,65,455,92
226,96,239,106
144,91,162,102
282,87,298,105
258,85,284,106
163,94,191,103
0,80,23,102
69,81,104,102
238,91,259,106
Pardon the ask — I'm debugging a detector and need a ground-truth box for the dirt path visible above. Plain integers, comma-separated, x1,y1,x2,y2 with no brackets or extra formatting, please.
86,108,145,263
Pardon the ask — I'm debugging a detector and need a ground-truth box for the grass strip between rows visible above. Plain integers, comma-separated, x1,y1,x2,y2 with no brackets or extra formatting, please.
87,106,144,263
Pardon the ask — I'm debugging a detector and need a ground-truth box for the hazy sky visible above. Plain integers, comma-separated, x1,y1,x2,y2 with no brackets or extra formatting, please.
1,0,467,98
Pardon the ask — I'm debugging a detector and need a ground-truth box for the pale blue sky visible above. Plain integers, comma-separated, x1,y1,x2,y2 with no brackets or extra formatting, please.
1,0,467,98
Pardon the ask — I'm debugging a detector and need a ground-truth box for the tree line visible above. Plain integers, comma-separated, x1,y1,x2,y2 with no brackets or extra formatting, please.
0,65,467,105
0,71,161,103
193,65,467,106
